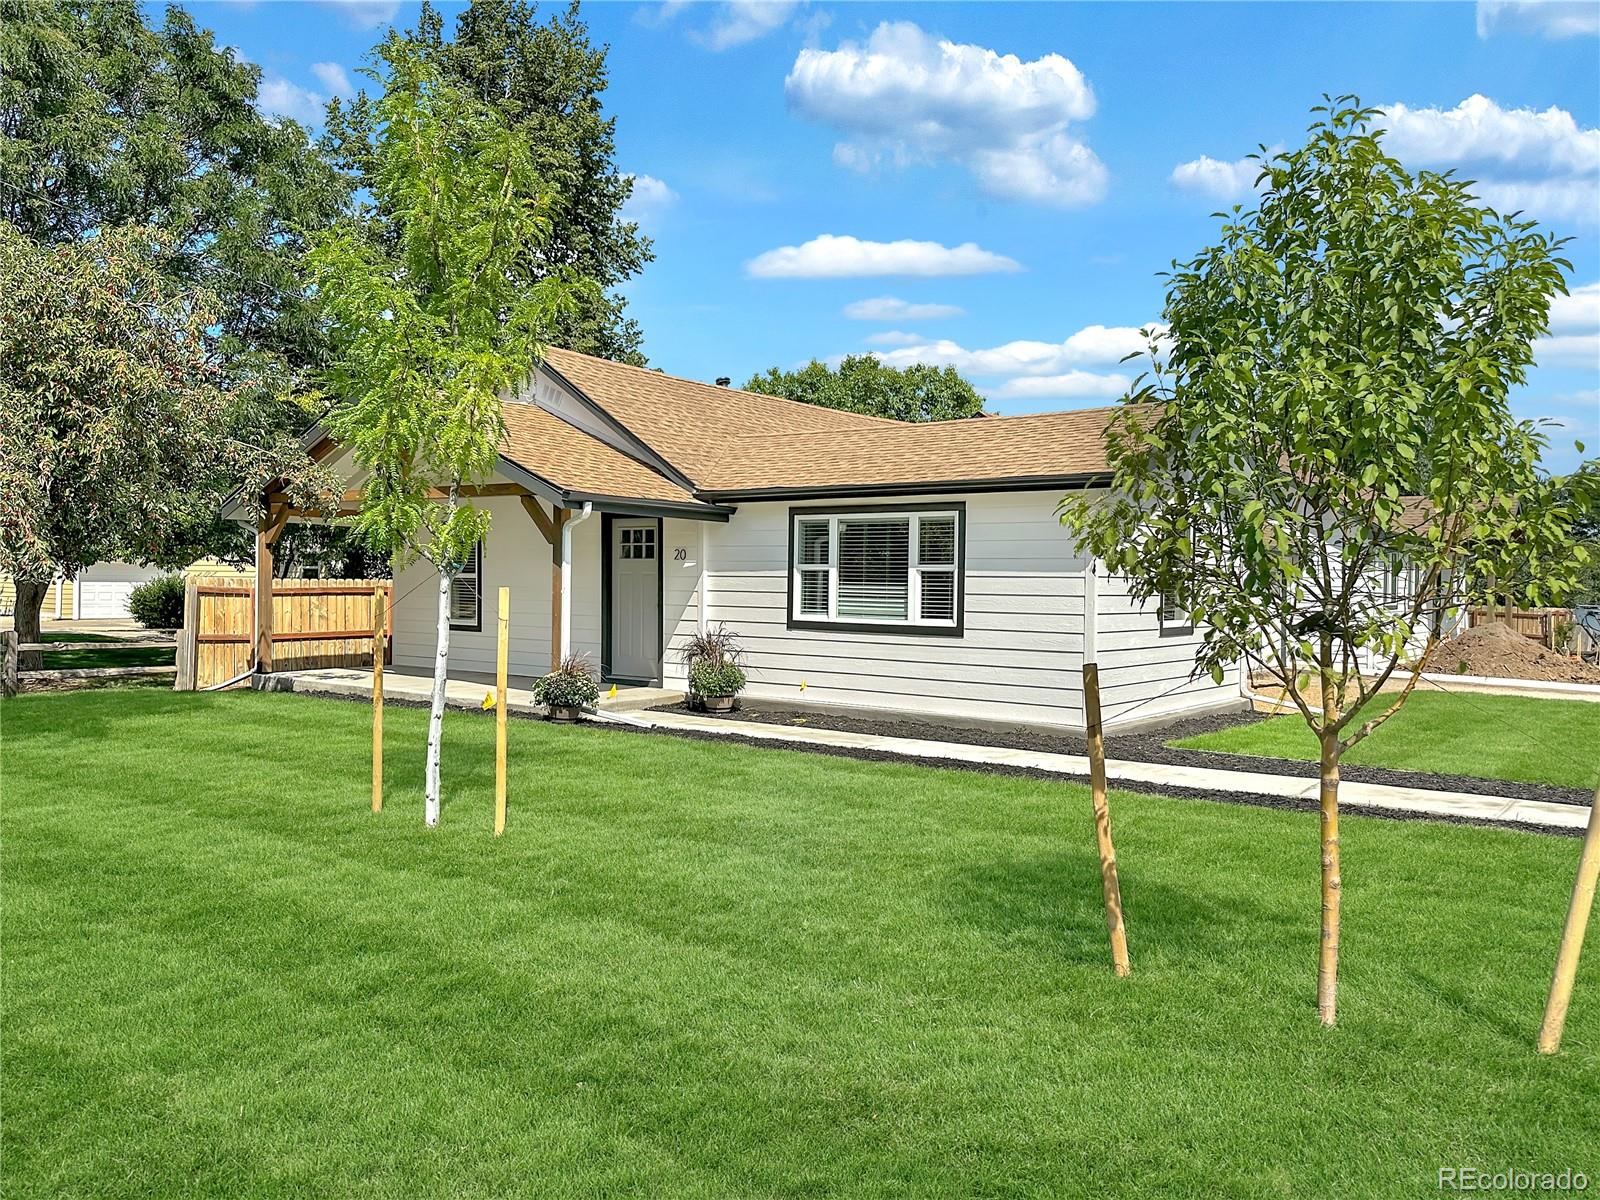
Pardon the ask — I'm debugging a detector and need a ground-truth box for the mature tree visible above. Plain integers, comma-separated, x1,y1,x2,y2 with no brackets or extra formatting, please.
0,225,332,668
324,0,650,363
1,0,349,629
745,355,986,421
309,40,573,826
1060,99,1593,1027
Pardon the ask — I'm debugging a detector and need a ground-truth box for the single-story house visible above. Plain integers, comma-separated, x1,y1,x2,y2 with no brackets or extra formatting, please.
255,348,1243,731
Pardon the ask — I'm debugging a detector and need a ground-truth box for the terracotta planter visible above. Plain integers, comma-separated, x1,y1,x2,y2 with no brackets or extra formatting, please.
547,705,582,723
701,694,736,714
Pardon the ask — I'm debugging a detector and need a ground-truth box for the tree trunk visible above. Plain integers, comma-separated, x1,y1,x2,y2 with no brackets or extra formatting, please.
14,580,48,672
424,565,451,828
1317,730,1342,1027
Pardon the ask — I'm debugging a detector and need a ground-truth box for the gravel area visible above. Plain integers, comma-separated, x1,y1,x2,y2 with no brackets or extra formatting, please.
649,702,1594,809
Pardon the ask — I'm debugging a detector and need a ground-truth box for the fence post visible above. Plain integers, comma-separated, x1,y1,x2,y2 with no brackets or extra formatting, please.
2,631,17,698
494,586,510,837
174,579,199,691
372,584,385,814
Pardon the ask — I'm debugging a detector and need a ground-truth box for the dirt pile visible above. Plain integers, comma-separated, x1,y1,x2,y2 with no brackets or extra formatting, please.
1419,622,1600,684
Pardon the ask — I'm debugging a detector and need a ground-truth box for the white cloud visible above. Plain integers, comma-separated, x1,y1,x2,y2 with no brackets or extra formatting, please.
1380,95,1599,176
318,0,399,31
1172,97,1599,226
1477,0,1600,39
1533,334,1599,368
843,296,965,321
1549,282,1600,332
785,21,1108,207
746,234,1022,279
863,330,923,346
1469,179,1600,223
700,1,801,50
621,174,677,224
863,323,1164,376
1170,153,1265,201
990,372,1131,400
256,77,327,127
310,62,354,96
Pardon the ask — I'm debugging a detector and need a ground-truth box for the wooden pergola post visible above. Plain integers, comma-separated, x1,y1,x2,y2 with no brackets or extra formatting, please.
520,497,567,672
254,496,290,673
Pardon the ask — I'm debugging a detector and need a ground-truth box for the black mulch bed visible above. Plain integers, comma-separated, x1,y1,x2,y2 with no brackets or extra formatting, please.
649,701,1593,809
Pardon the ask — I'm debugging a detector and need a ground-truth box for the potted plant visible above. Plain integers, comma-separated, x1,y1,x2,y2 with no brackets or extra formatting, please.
533,655,599,722
682,625,747,714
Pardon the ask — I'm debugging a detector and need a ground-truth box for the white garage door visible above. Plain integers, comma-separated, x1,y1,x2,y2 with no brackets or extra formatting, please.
75,562,163,619
77,580,139,618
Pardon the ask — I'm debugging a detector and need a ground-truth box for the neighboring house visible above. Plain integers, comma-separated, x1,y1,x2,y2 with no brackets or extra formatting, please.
259,348,1239,731
2,560,250,621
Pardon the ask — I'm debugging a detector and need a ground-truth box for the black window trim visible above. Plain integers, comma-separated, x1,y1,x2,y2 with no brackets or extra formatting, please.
786,501,966,638
448,541,483,633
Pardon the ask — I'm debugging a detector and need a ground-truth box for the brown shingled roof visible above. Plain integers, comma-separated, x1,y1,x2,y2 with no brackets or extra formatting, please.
694,407,1118,494
499,399,701,505
542,346,897,485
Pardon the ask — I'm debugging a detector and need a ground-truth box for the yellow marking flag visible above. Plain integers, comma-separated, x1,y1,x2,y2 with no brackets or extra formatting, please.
482,690,496,710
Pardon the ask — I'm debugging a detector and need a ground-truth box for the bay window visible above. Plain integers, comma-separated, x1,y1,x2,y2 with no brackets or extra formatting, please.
790,505,963,634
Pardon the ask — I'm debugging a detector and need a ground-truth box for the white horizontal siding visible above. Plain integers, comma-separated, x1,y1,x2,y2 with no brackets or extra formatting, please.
1092,568,1237,726
390,490,601,678
696,491,1089,728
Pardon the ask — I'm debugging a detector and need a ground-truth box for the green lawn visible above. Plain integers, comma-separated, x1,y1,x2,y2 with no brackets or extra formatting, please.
1172,691,1600,791
2,690,1596,1198
38,631,175,670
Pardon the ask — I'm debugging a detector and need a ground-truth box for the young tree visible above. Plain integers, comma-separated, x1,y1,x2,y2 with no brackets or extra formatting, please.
324,0,651,364
745,355,986,421
308,40,572,826
1060,98,1593,1027
0,225,332,668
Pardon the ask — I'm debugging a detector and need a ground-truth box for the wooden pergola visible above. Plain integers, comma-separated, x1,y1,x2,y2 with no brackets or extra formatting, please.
245,434,730,676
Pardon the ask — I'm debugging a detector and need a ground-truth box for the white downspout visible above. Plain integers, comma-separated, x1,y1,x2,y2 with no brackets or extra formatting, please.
697,521,709,637
53,576,62,619
560,502,594,662
1083,556,1099,667
71,571,81,620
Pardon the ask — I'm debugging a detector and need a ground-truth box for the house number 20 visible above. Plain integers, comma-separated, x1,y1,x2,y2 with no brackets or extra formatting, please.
674,547,688,561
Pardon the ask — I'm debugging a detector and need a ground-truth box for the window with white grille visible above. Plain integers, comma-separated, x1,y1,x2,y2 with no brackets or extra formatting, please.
790,508,962,632
449,542,481,629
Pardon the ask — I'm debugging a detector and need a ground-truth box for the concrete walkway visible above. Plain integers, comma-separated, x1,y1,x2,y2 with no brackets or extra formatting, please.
264,667,1590,833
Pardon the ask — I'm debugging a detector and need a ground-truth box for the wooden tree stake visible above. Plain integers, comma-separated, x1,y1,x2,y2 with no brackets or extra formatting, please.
1082,662,1131,976
372,585,385,813
494,586,510,836
1538,785,1600,1054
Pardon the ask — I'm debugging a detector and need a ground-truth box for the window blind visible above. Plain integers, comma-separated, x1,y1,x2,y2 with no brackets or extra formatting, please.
838,519,910,619
449,543,480,626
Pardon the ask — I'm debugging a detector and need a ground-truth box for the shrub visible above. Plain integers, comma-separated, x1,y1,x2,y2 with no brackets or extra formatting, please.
689,659,746,699
126,575,185,628
533,655,600,710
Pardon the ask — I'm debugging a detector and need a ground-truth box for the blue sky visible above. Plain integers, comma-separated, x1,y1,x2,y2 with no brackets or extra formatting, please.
183,0,1598,471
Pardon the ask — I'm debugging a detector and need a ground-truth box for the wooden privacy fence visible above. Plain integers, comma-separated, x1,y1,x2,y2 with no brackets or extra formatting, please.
1467,606,1586,652
175,578,392,690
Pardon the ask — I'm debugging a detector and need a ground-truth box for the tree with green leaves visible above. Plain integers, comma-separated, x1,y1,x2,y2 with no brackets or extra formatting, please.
309,39,573,826
1,0,350,628
324,0,650,364
0,225,333,670
1060,98,1594,1028
745,355,986,422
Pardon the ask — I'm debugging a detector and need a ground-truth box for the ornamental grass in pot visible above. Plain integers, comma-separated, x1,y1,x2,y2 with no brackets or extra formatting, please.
533,655,599,722
682,625,746,714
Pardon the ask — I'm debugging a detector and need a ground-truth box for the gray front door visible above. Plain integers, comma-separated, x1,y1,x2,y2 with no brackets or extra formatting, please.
609,519,658,681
